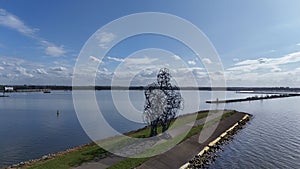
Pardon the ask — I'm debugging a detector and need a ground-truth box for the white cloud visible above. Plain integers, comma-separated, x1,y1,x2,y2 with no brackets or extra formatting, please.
202,58,212,64
0,56,37,69
124,56,158,65
45,45,66,57
178,67,204,72
171,55,181,60
229,51,300,72
97,69,111,76
96,32,116,49
138,69,156,77
111,54,189,85
257,58,267,64
2,61,15,67
188,60,196,65
16,67,33,77
232,57,268,67
271,67,282,72
227,64,259,72
296,43,300,46
0,8,37,37
0,56,75,85
175,67,206,78
233,58,240,62
107,56,124,62
225,68,300,87
0,8,67,57
224,51,300,86
89,55,103,63
51,66,67,71
36,68,48,74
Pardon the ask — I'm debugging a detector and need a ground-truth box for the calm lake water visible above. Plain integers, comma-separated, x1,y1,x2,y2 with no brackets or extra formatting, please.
0,90,299,168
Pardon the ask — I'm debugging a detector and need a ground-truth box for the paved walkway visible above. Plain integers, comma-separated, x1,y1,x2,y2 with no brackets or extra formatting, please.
75,111,245,169
138,112,245,169
73,155,125,169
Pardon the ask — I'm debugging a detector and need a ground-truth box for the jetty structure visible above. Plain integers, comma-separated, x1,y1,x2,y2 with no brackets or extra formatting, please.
180,114,250,169
8,110,251,169
206,93,300,104
138,111,251,169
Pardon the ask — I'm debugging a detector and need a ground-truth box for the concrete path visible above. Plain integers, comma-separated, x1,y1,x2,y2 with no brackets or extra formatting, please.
73,155,125,169
74,111,245,169
138,112,245,169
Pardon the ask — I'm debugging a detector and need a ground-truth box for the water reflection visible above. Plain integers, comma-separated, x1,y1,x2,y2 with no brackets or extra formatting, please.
0,91,299,168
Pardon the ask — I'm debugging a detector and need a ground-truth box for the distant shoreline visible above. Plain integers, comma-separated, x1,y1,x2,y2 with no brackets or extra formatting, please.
1,85,300,92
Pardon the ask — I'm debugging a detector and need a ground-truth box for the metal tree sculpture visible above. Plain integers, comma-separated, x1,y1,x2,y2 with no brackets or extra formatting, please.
143,68,183,137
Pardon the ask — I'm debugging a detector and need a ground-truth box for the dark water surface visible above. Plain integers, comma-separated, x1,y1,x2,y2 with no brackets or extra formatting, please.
209,95,300,168
0,91,299,168
0,91,91,166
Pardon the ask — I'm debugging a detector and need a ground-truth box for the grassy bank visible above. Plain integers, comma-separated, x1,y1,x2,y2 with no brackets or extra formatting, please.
107,110,237,169
16,110,237,169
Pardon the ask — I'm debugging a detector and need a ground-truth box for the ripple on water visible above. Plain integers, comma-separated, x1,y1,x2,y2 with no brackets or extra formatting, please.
1,91,300,168
209,97,300,168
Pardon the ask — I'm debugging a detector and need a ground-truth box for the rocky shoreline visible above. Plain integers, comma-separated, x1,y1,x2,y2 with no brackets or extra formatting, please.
3,142,97,169
180,114,251,169
4,110,249,169
4,110,211,169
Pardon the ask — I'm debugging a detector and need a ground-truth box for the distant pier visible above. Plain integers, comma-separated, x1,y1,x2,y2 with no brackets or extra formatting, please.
206,93,300,104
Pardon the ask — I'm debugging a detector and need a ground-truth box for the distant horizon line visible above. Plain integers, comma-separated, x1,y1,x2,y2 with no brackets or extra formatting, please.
1,85,299,91
0,84,297,88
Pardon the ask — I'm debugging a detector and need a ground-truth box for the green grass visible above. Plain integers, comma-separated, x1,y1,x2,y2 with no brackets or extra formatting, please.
27,144,108,169
24,110,236,169
107,110,237,169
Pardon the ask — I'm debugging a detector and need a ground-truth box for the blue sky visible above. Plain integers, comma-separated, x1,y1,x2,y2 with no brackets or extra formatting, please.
1,0,300,86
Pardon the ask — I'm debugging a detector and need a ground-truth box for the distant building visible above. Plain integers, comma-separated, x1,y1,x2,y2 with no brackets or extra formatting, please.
4,87,14,92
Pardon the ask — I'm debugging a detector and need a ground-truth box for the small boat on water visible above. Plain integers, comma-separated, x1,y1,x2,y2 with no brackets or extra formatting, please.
43,89,51,93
